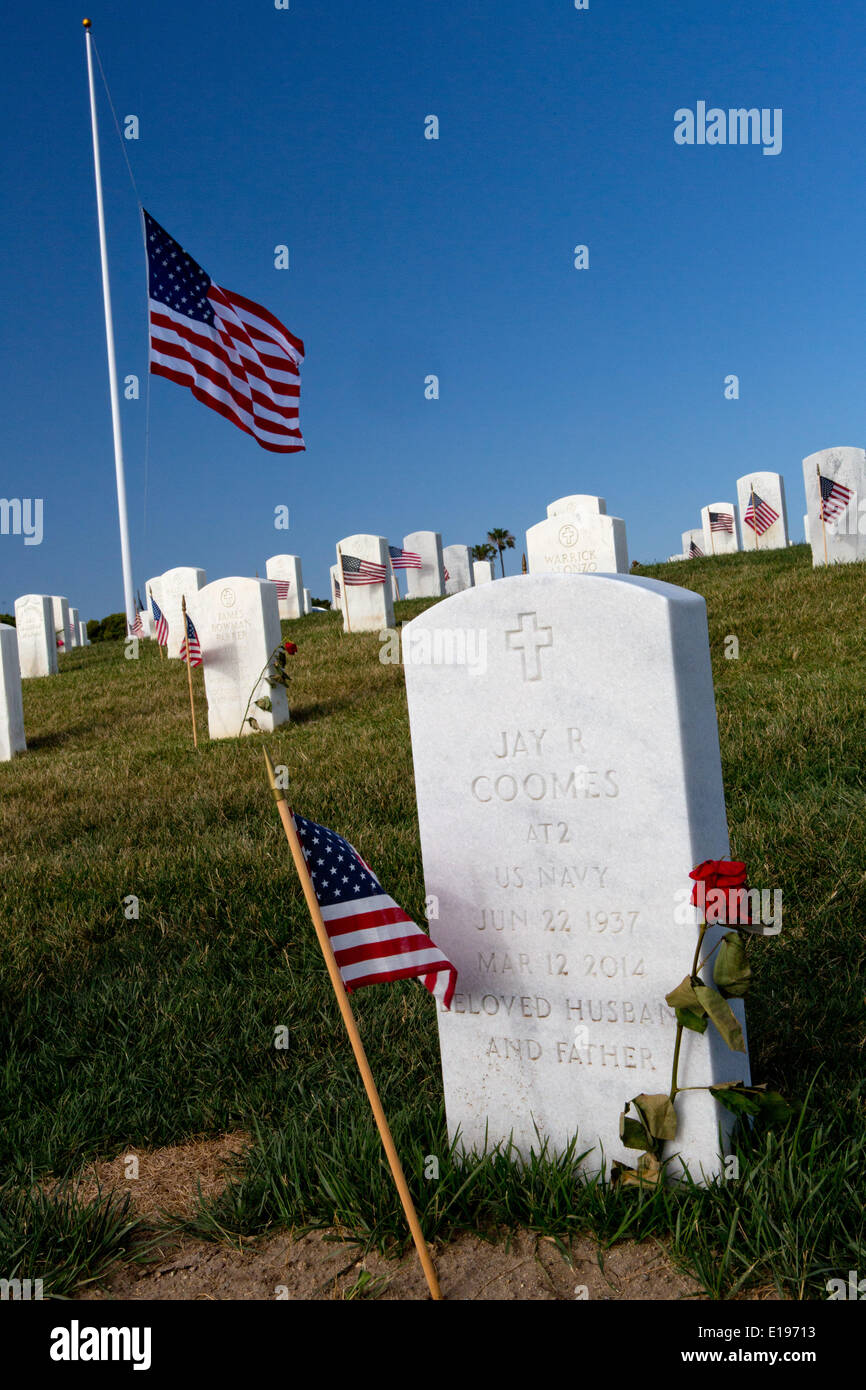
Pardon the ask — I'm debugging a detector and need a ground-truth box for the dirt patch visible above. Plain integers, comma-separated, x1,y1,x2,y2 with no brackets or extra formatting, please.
69,1131,251,1223
77,1226,705,1301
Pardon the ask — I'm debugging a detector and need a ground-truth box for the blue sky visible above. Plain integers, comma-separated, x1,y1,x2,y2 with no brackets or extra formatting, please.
1,1,864,618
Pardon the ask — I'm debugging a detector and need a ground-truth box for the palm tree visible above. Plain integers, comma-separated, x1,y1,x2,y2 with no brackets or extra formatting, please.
487,528,516,578
470,543,496,562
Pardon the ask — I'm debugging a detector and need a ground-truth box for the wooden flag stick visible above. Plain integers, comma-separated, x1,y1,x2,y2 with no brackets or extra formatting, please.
816,461,829,566
263,750,442,1301
521,552,527,574
750,484,758,550
181,595,198,749
337,544,351,633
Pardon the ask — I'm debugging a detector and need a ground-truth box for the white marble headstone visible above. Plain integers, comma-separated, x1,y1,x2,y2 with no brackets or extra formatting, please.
472,559,495,585
68,608,80,648
803,514,810,548
336,536,394,633
403,573,748,1183
547,495,607,519
303,588,311,614
159,568,207,658
681,529,705,559
330,564,342,612
802,447,866,567
700,504,741,555
404,531,445,598
78,620,90,647
736,473,789,550
14,595,58,678
265,554,304,620
0,625,26,761
526,512,628,575
51,597,72,654
191,577,289,740
443,545,474,595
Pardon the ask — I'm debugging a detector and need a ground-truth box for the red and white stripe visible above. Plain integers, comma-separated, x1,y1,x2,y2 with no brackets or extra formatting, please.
320,892,456,1006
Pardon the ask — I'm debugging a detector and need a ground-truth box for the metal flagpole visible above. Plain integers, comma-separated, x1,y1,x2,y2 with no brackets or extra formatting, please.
83,19,135,631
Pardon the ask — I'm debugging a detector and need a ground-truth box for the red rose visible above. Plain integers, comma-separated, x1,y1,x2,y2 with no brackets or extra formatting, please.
283,640,298,654
690,859,750,925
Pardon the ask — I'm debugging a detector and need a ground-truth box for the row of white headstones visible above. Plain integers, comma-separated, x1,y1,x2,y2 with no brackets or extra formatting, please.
2,536,771,1181
0,596,91,760
670,449,866,564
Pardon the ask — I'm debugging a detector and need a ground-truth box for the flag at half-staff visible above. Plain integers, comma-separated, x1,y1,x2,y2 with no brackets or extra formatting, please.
743,492,779,536
144,210,304,454
294,813,456,1007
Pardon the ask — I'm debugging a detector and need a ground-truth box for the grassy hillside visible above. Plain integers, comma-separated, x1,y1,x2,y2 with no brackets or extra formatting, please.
1,547,864,1298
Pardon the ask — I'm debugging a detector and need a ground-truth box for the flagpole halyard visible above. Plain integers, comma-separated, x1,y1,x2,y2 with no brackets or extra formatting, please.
83,20,136,631
181,595,198,749
262,750,442,1301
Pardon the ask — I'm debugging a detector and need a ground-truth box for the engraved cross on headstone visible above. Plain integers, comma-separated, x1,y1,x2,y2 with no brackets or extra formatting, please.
505,611,553,681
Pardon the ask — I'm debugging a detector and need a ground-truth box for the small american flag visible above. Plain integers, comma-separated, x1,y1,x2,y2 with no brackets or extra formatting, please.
151,595,168,646
334,577,341,598
743,492,779,535
130,605,144,637
179,611,202,667
688,540,704,558
389,545,422,570
819,473,853,521
274,579,291,600
341,554,387,585
443,566,450,582
294,813,456,1006
708,510,734,534
145,211,304,454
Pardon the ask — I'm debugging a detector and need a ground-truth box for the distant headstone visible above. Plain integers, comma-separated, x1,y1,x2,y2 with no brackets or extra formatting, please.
51,597,72,653
303,588,311,614
190,578,289,740
668,554,686,562
337,535,394,633
159,568,207,658
472,559,495,585
403,573,748,1182
265,554,304,620
681,529,705,559
803,514,810,548
803,446,866,567
547,495,607,519
404,531,445,598
443,544,474,595
14,595,57,678
0,625,26,761
736,473,789,550
78,620,90,647
526,510,628,575
68,608,80,648
330,564,342,611
700,504,740,555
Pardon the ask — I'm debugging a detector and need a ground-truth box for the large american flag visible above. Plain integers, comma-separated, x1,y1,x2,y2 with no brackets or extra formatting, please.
688,539,704,558
743,492,779,535
388,545,422,570
708,510,734,534
179,611,203,667
340,554,387,585
150,595,168,646
294,813,456,1006
819,474,853,521
144,211,304,454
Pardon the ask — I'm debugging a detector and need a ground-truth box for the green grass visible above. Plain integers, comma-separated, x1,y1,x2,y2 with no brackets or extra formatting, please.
1,552,864,1298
